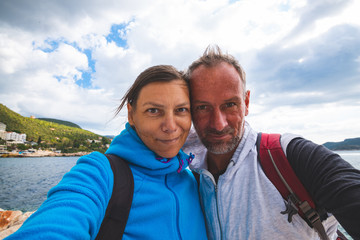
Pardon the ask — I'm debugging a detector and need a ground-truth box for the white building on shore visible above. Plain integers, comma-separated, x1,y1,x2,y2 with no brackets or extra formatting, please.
0,122,27,144
0,122,5,131
0,122,6,140
6,132,27,143
0,131,6,140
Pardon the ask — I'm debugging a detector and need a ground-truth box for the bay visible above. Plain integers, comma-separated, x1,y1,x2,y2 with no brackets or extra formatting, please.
0,151,359,212
335,150,360,169
0,156,78,212
0,151,359,239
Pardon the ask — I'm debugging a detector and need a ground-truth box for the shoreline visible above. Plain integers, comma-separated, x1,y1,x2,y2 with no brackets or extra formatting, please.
0,209,35,239
0,150,90,158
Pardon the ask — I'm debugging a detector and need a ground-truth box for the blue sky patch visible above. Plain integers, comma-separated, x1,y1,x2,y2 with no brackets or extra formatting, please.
35,38,61,52
74,68,93,89
47,42,95,89
106,23,130,48
54,75,66,82
77,49,95,89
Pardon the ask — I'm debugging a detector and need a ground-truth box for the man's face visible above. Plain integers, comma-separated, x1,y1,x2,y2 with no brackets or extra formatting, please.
190,62,250,155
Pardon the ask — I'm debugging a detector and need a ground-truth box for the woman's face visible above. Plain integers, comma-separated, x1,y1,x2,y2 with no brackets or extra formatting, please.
128,79,191,158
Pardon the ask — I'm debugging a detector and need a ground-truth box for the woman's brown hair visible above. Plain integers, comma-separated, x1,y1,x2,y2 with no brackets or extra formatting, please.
115,65,186,115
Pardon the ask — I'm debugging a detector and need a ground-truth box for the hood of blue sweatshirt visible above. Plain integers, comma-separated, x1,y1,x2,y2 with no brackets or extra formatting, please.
105,122,194,176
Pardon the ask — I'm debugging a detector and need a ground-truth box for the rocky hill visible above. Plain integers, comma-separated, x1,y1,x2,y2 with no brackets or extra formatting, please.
323,137,360,150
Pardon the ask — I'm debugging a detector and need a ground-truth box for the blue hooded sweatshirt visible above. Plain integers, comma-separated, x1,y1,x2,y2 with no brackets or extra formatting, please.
6,123,207,240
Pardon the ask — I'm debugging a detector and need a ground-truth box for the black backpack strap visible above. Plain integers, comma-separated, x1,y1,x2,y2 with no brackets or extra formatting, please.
95,154,134,240
257,133,330,240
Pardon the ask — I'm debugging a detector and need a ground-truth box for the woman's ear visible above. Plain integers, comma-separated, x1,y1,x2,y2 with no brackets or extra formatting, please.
127,103,134,125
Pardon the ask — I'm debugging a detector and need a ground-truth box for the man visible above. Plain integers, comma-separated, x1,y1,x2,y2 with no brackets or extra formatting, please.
183,46,360,240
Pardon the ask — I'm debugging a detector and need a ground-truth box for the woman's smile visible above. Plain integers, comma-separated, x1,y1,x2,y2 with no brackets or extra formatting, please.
128,79,191,158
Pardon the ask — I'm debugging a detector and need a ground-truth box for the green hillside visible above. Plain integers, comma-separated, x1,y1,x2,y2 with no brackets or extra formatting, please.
38,118,82,129
0,103,110,153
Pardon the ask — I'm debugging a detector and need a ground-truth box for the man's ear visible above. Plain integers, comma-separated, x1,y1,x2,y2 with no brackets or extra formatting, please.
127,103,134,125
245,90,250,116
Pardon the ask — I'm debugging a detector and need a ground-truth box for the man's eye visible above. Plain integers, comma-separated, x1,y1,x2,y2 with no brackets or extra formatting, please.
146,108,159,114
225,102,236,108
196,105,207,111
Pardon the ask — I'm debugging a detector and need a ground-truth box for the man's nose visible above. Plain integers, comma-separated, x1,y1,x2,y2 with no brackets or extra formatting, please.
210,109,227,131
161,113,177,133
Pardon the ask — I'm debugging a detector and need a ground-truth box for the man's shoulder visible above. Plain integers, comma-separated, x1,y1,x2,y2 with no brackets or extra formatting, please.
279,133,303,156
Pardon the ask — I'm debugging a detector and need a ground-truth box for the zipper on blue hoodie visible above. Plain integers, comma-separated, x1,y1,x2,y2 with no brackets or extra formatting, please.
165,174,183,240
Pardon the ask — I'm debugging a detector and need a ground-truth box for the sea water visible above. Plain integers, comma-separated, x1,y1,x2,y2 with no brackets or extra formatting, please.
0,156,78,212
0,152,359,210
0,151,359,238
335,150,360,169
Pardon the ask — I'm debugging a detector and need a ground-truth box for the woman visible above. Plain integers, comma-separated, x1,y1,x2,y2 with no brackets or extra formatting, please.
6,65,208,240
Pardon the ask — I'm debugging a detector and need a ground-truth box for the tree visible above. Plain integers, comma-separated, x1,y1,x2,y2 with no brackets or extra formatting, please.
17,144,29,151
73,139,80,148
37,136,42,145
102,137,111,146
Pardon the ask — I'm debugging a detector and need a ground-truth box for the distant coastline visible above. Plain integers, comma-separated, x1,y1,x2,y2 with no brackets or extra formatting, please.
323,137,360,151
0,150,90,158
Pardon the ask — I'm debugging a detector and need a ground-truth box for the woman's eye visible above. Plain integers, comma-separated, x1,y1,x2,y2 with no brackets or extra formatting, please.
176,107,189,113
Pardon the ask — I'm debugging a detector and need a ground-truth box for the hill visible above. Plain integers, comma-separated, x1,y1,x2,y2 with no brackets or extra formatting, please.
38,118,82,129
103,135,115,139
323,138,360,151
0,104,110,153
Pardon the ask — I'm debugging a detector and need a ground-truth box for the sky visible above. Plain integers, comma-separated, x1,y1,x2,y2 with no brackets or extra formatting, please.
0,0,359,144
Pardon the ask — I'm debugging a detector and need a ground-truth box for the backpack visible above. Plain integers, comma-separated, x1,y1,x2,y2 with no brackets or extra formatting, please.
257,133,347,240
95,154,134,240
97,139,348,240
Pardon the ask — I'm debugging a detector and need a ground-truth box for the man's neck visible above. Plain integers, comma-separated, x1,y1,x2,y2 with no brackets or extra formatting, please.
207,149,236,182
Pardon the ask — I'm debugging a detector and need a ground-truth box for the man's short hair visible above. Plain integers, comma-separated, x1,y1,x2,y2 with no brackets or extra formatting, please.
185,45,247,96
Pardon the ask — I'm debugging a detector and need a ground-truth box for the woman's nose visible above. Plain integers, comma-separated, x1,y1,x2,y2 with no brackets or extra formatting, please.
161,113,177,133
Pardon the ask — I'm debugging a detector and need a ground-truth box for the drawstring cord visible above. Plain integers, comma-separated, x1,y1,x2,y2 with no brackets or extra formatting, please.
155,153,195,173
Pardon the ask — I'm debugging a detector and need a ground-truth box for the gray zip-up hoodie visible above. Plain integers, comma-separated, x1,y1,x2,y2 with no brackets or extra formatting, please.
186,122,339,240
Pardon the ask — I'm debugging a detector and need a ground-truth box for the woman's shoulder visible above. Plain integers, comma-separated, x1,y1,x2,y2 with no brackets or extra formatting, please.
76,152,113,172
79,151,109,162
49,151,114,195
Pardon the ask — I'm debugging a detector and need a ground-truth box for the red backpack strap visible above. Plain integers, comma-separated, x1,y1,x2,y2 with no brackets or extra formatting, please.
257,133,330,240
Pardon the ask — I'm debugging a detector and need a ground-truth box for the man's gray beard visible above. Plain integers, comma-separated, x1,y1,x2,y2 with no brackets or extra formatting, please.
203,135,241,154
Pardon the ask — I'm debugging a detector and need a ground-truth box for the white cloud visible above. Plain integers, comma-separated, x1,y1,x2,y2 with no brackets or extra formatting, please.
248,102,360,144
0,0,359,142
